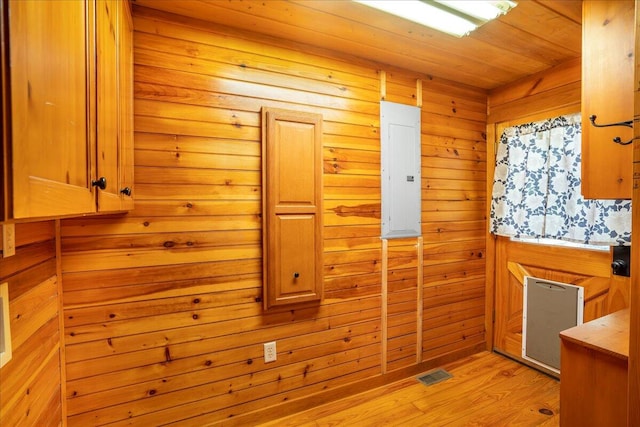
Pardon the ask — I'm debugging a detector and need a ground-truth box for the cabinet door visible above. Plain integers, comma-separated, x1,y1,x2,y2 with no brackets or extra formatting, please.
9,0,96,218
96,0,133,212
96,0,120,211
262,108,323,309
118,0,134,210
581,0,634,199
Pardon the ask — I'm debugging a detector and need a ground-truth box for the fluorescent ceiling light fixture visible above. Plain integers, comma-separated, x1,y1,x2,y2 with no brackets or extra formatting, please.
438,1,515,21
355,1,517,37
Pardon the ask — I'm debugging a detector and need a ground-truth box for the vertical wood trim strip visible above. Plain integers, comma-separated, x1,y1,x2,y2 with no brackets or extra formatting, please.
55,219,68,426
416,79,422,107
485,123,497,351
379,70,386,100
629,3,640,421
1,0,8,221
416,236,423,363
261,108,269,309
381,238,388,374
87,0,97,193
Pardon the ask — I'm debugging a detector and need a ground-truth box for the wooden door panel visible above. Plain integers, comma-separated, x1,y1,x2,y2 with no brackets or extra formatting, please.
274,214,317,302
118,0,134,210
274,121,316,208
493,237,628,365
96,0,134,212
264,109,321,214
96,0,120,211
9,0,96,218
608,275,630,313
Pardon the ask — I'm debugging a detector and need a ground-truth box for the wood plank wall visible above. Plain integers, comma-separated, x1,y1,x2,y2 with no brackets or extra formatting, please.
415,71,488,362
487,57,581,124
59,6,487,425
0,221,64,426
485,58,582,350
486,58,631,360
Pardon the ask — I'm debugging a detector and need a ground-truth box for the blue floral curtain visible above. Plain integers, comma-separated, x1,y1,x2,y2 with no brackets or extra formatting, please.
490,113,631,246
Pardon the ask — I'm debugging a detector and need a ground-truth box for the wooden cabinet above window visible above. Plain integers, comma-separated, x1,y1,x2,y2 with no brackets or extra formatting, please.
581,0,634,200
4,0,133,220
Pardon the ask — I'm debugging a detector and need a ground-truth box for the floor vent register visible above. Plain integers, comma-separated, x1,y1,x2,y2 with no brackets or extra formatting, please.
416,368,452,386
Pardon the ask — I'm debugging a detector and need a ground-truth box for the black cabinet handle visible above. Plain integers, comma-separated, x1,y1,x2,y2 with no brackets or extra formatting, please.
91,177,107,190
293,272,300,278
120,187,132,196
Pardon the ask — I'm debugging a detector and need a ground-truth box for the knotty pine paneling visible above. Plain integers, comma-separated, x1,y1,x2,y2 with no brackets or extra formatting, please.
487,57,581,125
0,221,63,427
386,239,420,372
486,57,628,363
420,72,488,361
59,6,487,425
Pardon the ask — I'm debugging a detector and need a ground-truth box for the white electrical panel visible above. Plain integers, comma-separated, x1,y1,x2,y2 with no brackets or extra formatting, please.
380,101,422,239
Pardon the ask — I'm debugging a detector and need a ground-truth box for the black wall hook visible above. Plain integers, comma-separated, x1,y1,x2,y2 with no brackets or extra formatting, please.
589,115,633,128
613,136,636,146
589,115,635,145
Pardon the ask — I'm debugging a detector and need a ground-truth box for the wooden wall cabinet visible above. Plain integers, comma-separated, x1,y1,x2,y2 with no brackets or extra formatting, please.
581,0,634,199
262,108,323,309
5,0,133,220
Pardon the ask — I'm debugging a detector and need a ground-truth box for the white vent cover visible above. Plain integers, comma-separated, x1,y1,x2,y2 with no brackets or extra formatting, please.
522,276,583,373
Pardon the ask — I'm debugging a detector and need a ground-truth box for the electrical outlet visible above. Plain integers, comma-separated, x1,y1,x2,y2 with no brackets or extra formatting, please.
264,341,277,363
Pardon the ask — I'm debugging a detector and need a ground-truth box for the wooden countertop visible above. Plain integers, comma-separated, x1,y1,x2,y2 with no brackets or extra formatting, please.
560,308,629,361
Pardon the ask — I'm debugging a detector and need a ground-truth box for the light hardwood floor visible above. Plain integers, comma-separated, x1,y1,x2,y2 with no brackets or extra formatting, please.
259,351,560,426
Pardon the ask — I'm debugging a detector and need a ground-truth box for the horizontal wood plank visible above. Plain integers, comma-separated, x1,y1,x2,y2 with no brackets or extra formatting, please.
57,6,489,423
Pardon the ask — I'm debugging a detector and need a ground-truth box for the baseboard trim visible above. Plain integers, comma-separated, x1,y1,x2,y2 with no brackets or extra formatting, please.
220,342,486,426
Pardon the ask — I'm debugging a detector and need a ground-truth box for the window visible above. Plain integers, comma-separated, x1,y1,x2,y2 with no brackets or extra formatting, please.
490,113,631,246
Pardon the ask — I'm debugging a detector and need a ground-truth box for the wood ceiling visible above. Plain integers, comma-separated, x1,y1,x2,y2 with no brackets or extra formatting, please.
133,0,583,91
